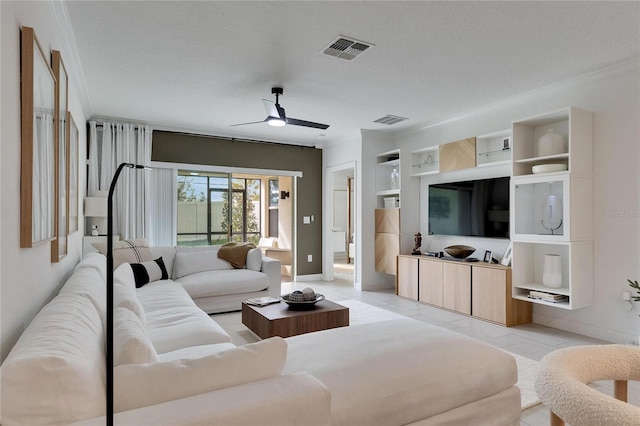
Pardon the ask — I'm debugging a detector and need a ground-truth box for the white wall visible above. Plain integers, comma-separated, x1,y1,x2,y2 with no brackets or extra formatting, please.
395,61,640,343
1,1,89,361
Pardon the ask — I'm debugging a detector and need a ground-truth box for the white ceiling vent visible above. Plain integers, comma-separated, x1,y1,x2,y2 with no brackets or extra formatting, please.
322,36,373,61
373,115,409,125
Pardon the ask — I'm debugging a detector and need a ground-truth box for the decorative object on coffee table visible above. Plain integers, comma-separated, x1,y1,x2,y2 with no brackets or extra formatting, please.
281,291,325,310
444,244,475,259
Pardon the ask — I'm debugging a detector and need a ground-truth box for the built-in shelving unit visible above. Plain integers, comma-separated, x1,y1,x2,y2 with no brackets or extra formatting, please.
476,129,512,167
410,146,439,176
510,107,594,310
375,149,401,208
397,255,532,326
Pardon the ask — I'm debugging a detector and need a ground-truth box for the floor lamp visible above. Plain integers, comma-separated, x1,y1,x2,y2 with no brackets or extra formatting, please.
106,162,148,426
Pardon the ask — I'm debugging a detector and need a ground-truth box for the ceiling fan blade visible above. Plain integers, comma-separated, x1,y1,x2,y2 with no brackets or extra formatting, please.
286,117,330,130
230,119,267,127
262,99,280,118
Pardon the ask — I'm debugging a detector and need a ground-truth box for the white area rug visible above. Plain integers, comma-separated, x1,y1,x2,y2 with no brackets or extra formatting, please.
336,300,540,410
218,299,540,410
507,351,541,409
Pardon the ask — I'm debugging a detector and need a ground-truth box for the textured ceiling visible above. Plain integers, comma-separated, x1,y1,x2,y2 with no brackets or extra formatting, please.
65,1,640,147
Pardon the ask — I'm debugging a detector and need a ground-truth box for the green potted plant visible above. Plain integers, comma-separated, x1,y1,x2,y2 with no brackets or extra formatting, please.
629,279,640,345
629,279,640,310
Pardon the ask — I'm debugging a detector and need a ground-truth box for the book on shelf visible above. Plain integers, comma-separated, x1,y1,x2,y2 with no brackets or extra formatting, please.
245,296,281,307
527,290,568,303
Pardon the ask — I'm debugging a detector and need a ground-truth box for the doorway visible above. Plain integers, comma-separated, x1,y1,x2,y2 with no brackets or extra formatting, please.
327,164,356,286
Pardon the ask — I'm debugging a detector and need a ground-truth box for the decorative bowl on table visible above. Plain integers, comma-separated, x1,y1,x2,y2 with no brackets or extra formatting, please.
444,245,476,259
281,291,325,310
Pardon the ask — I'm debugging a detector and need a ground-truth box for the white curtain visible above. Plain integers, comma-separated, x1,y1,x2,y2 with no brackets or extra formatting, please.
148,168,177,246
87,121,152,240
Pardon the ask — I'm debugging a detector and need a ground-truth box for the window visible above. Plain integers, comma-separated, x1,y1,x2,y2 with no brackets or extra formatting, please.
268,179,279,237
177,173,209,246
177,172,261,246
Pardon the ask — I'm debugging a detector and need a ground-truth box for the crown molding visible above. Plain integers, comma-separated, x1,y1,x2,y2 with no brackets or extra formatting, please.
398,58,640,137
49,0,92,115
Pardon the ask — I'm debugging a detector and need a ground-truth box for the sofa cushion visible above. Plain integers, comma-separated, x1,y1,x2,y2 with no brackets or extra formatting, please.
283,318,517,426
59,266,106,323
93,238,154,270
173,247,233,279
158,342,236,362
113,264,146,323
114,337,287,412
178,269,269,299
135,279,195,313
246,247,262,271
144,305,232,353
74,251,107,279
114,307,159,366
129,257,169,288
114,281,146,324
1,293,105,425
151,246,177,277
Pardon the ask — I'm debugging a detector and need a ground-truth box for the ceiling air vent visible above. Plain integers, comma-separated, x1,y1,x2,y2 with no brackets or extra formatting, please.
373,115,409,125
322,36,373,61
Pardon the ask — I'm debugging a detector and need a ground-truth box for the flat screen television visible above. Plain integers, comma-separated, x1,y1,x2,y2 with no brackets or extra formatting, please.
428,177,510,238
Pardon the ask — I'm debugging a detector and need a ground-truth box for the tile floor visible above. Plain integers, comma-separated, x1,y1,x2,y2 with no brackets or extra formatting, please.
213,276,639,426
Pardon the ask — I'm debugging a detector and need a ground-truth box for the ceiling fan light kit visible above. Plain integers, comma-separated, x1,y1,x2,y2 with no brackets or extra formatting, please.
232,87,329,130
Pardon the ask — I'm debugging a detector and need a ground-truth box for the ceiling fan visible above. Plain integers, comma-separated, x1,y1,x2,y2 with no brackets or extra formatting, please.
231,87,330,130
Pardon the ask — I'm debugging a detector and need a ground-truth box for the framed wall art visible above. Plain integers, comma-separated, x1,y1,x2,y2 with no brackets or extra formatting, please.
51,50,68,260
20,26,57,248
68,112,79,234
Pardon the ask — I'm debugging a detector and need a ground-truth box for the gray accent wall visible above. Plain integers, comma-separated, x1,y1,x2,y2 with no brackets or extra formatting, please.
152,131,323,276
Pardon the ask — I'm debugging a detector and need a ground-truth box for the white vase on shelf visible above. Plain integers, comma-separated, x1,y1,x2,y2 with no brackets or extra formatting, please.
390,167,399,190
543,254,563,288
538,129,565,157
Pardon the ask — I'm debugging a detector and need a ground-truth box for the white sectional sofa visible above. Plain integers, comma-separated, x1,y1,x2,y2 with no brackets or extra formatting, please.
1,252,521,425
151,245,282,313
88,240,282,314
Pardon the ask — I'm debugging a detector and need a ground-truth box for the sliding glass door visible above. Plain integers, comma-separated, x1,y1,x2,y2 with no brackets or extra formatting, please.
177,171,261,246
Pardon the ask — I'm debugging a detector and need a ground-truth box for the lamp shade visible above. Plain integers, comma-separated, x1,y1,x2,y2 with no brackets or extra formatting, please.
84,197,108,217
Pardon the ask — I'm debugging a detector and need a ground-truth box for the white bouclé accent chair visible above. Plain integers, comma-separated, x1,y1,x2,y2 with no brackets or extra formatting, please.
535,344,640,426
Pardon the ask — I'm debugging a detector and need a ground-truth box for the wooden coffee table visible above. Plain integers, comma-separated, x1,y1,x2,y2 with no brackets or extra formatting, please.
241,299,349,339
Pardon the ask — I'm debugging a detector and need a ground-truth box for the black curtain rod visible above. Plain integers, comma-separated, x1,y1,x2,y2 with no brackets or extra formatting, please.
88,123,316,150
156,129,316,150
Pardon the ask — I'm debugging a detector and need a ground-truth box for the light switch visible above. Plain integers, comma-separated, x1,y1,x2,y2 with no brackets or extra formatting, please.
303,216,311,224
